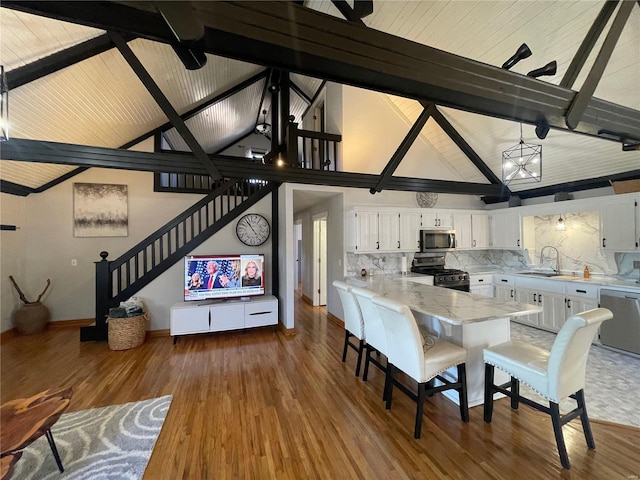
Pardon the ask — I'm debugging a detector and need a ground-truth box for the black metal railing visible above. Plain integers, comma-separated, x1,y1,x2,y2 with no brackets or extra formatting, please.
82,177,273,341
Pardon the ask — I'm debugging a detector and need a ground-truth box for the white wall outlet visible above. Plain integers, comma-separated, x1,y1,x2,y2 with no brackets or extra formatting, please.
71,259,78,267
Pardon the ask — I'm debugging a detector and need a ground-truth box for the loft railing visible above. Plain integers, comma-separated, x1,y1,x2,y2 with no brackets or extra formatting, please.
287,122,342,171
83,177,274,341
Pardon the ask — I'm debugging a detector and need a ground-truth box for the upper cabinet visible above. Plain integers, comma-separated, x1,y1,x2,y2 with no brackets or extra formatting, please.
452,213,489,249
600,199,638,251
421,212,453,229
347,208,421,253
489,211,522,249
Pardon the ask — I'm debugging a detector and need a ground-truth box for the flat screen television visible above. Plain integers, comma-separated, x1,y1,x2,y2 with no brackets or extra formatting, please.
184,254,265,302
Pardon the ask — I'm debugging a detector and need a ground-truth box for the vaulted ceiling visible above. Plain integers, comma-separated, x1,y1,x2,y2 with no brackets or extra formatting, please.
1,1,639,200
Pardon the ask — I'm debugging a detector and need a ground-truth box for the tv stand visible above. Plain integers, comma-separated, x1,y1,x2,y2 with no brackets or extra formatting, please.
170,295,278,344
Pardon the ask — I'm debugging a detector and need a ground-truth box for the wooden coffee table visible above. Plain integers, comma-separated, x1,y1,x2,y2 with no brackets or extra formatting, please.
0,387,72,479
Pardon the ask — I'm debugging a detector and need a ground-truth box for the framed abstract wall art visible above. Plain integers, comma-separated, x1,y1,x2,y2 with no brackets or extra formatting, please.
73,183,128,237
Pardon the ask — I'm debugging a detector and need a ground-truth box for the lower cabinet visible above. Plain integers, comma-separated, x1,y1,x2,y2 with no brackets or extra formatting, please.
171,295,278,342
469,273,493,297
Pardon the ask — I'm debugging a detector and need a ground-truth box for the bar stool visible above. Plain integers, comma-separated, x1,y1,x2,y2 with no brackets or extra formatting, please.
332,281,366,376
372,295,469,439
483,308,613,470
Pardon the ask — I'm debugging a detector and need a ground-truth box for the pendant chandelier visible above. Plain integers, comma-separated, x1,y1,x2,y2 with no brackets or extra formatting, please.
502,123,542,186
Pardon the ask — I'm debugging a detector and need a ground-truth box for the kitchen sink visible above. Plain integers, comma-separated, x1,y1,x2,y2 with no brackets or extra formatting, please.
518,271,560,277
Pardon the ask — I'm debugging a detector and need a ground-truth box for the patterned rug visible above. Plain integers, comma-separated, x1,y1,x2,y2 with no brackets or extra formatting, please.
10,395,172,479
510,322,640,428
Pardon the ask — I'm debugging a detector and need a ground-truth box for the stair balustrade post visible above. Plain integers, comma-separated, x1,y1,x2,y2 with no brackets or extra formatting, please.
82,251,111,342
287,120,299,167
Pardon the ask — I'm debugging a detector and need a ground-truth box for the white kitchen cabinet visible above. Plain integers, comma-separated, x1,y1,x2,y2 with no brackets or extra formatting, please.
470,273,493,297
564,283,599,329
471,214,490,249
399,211,422,251
422,211,453,229
453,213,472,248
171,295,278,342
493,275,514,300
514,288,540,327
350,209,380,252
538,291,566,331
378,212,401,251
489,211,521,249
600,199,637,252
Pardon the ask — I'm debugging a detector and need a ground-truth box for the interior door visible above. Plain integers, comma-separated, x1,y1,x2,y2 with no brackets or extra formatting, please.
313,214,328,306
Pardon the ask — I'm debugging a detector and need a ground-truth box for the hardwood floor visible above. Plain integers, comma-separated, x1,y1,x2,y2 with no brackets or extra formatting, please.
2,292,638,479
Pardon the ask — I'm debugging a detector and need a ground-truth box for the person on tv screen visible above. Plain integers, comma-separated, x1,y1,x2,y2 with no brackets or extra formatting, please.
242,260,262,287
203,260,230,289
188,272,203,290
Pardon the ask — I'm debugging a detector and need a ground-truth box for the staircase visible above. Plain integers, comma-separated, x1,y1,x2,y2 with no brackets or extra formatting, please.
81,178,275,341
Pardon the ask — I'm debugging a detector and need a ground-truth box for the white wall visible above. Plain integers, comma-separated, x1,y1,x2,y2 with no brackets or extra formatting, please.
0,167,273,332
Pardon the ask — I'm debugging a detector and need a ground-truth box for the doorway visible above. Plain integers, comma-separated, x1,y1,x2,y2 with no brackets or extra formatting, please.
312,213,328,306
294,221,302,289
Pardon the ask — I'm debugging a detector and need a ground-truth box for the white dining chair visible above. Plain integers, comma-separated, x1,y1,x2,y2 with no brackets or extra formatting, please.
372,295,469,439
483,307,613,470
333,280,365,376
351,287,387,390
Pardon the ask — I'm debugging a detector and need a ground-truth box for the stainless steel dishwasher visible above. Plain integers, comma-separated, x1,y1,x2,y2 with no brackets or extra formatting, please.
599,289,640,355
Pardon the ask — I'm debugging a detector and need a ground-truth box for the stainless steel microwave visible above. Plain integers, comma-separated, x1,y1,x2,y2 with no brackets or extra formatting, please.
419,229,456,252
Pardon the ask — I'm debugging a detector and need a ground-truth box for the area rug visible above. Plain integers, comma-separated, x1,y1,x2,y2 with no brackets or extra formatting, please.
10,395,172,479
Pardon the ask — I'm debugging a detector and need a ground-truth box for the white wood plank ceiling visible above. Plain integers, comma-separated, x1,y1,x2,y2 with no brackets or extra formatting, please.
0,1,638,194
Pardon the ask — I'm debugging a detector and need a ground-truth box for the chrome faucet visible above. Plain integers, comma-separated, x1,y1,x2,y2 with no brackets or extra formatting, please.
540,246,560,274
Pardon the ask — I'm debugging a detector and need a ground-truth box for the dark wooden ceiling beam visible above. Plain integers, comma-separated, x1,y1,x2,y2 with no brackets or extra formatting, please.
372,104,434,193
290,80,311,105
109,31,221,180
4,1,638,142
560,1,618,89
1,138,502,196
6,32,135,89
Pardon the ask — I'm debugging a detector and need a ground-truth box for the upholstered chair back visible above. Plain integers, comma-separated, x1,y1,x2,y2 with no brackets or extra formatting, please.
372,296,424,381
332,281,364,340
351,287,387,355
547,308,612,402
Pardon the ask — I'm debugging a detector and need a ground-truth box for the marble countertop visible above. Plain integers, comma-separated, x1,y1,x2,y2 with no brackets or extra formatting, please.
470,270,640,291
346,275,541,326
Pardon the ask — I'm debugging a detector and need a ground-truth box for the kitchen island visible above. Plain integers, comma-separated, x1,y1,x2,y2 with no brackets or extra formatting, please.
347,274,541,407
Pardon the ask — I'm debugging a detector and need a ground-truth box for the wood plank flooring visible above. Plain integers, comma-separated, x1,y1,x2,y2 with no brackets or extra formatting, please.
2,292,639,479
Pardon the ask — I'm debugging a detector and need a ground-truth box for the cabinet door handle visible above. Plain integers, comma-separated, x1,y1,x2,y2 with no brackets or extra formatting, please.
376,241,379,250
473,239,476,247
501,279,508,283
576,289,587,294
567,299,571,308
517,239,520,247
397,241,400,249
603,238,606,248
538,294,542,304
533,293,537,302
478,279,484,283
510,289,514,298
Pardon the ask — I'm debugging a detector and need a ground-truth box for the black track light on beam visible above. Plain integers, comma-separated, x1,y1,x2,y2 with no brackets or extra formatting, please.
502,43,532,70
527,61,557,78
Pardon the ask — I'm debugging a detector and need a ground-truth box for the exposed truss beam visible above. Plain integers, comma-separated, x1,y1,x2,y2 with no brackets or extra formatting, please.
109,31,221,179
483,169,640,204
565,0,634,130
1,139,502,196
301,80,327,120
4,1,637,142
6,32,134,89
427,104,504,187
121,69,269,150
560,1,618,89
372,104,434,193
290,80,311,105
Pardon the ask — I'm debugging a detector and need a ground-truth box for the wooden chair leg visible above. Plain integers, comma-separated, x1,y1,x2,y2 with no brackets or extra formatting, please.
510,376,519,410
341,330,350,362
414,383,426,439
385,364,395,410
362,345,371,381
355,339,365,377
45,429,64,473
457,363,469,422
575,389,595,449
550,402,571,470
484,363,495,423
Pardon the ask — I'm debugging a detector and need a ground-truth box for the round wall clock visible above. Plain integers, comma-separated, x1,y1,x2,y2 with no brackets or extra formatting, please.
416,192,438,208
236,213,270,246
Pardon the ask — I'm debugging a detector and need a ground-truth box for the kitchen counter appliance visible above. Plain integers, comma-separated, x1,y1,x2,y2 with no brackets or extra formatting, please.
599,288,640,355
410,253,469,292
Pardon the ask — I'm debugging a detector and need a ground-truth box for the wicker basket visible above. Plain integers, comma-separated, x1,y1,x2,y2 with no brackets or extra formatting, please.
108,313,147,351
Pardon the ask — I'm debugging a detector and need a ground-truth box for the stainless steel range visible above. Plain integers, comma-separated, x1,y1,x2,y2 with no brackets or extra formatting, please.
410,253,470,292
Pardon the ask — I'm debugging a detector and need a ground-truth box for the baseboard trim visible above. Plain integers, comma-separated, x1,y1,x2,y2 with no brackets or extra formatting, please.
147,329,170,338
279,323,296,336
327,312,344,328
0,328,18,343
301,294,313,305
48,318,95,329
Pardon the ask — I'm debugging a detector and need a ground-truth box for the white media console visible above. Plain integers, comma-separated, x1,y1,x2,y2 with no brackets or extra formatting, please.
170,295,278,344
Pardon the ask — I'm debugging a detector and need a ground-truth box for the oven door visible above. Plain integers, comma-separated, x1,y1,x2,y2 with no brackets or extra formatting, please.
420,230,455,252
